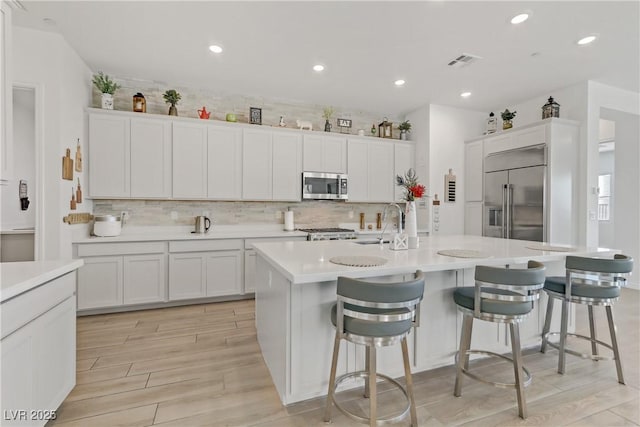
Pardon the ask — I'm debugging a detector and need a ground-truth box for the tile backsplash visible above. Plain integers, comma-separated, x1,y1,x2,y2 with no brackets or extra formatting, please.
93,200,392,229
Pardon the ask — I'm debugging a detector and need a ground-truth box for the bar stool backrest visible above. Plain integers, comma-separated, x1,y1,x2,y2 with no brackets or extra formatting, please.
473,261,546,317
565,254,633,290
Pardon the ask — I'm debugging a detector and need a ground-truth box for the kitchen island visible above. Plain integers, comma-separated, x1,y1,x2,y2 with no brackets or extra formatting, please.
1,259,83,426
252,235,612,405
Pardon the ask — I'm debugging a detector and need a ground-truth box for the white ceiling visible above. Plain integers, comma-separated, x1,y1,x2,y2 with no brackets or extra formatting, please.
12,1,640,116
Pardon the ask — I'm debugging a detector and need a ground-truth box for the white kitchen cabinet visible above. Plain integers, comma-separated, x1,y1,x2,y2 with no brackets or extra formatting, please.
272,132,302,201
77,256,123,310
242,129,273,200
208,125,242,200
123,254,166,304
89,114,131,198
347,139,394,202
244,250,257,294
130,119,172,198
464,140,483,202
0,2,12,183
172,122,208,198
205,251,242,297
302,135,347,173
393,143,415,202
464,201,483,236
168,253,207,300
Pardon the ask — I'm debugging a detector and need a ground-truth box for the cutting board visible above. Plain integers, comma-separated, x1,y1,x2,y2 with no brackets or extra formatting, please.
62,148,74,180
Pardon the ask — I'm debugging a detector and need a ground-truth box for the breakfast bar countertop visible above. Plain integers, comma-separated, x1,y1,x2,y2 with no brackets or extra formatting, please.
0,259,84,303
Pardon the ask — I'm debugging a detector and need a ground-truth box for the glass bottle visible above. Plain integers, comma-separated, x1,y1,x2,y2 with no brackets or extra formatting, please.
486,112,497,134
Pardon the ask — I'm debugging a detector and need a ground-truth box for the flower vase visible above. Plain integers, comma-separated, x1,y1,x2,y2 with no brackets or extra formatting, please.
168,105,178,116
405,201,418,249
503,119,512,130
400,130,408,140
101,93,114,110
324,120,331,132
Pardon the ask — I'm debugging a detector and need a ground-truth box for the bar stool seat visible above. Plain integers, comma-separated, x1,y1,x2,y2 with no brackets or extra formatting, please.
453,287,534,316
330,304,413,337
544,276,621,299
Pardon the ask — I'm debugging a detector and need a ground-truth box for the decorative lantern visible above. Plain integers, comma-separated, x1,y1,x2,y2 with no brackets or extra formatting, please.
542,96,560,119
133,92,146,113
378,118,392,139
486,112,497,134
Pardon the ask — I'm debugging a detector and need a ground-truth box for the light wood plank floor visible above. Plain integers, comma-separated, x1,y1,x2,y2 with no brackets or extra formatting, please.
48,289,640,426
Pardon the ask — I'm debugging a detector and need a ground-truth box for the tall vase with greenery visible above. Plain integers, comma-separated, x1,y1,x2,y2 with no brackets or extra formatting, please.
163,89,182,116
398,120,412,140
396,168,426,249
322,107,334,132
92,72,120,110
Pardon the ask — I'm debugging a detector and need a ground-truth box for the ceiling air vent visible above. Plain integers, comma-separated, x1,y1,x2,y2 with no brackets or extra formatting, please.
447,53,482,68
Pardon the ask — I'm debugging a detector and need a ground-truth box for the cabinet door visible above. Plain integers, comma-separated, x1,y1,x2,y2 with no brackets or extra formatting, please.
244,250,257,294
323,136,347,173
89,114,130,198
347,140,368,202
464,202,483,235
77,256,123,309
172,123,207,198
464,140,483,202
368,142,394,202
169,253,206,300
208,125,242,199
394,144,414,202
1,320,34,419
123,254,166,305
302,135,323,172
130,119,171,198
272,132,302,201
0,3,12,182
242,129,272,200
205,251,242,297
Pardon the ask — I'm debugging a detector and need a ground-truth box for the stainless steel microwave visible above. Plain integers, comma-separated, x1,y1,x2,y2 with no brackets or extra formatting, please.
302,172,348,200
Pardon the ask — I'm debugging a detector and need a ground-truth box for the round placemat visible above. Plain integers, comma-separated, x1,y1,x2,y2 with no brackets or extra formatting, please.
437,249,489,258
526,243,576,252
330,256,388,267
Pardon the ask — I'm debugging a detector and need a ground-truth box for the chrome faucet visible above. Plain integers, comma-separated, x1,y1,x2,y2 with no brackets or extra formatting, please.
382,203,403,235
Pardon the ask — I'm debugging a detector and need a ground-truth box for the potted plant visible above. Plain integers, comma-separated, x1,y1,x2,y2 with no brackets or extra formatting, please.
92,72,120,110
501,109,517,129
398,120,412,140
322,107,334,132
163,89,182,116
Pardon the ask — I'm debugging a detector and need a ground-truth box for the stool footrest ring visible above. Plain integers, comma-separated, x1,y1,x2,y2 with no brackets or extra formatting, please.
330,370,410,425
457,349,532,389
543,332,617,361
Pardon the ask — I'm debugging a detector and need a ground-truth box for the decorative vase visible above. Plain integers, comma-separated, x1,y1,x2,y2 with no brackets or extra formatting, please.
400,130,408,140
101,93,114,110
503,119,512,130
405,201,418,249
168,105,178,116
324,119,331,132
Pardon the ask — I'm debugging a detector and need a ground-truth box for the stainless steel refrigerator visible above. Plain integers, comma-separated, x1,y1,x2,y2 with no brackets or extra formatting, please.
483,144,546,241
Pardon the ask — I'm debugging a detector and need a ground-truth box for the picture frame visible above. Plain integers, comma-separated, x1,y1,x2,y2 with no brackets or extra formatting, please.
337,118,352,128
250,107,262,125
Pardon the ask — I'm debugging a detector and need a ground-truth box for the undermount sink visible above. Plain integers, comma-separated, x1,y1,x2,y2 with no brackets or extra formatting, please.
353,239,390,245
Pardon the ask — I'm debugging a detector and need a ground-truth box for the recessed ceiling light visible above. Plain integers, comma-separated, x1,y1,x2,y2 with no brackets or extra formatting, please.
208,45,223,53
510,13,529,24
460,91,472,98
394,79,406,86
577,35,597,45
313,64,325,72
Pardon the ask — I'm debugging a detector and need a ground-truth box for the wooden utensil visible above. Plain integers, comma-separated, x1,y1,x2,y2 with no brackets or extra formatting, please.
75,139,83,172
62,148,74,180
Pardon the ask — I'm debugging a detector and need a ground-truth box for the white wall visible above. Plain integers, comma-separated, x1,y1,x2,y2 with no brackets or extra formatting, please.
598,149,615,249
427,104,485,235
12,27,93,259
1,87,35,229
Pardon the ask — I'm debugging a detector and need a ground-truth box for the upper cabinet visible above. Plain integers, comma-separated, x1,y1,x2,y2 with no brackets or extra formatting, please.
242,129,273,201
302,135,347,173
131,119,171,198
272,132,302,201
347,139,395,203
208,125,242,200
172,122,208,199
464,140,483,202
89,114,131,198
0,2,12,183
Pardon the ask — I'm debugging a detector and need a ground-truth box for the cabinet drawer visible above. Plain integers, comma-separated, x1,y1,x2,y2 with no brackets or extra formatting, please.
77,241,166,257
169,239,242,253
244,236,307,249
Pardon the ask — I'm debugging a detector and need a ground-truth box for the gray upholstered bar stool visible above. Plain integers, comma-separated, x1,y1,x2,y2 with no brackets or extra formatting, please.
540,254,633,383
324,271,425,427
453,261,546,419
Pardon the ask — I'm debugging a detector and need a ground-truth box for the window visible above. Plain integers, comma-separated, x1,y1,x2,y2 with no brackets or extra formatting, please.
598,174,611,221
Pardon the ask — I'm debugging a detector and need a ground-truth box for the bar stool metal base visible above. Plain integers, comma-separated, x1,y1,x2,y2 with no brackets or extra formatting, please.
328,371,411,425
542,331,618,361
456,349,533,389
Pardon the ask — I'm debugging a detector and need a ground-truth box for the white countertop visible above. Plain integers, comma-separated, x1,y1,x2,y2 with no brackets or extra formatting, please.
0,259,84,303
0,228,35,235
252,235,613,284
72,225,308,244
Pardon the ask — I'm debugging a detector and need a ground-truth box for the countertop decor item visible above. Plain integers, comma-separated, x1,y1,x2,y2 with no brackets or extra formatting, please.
133,92,146,113
198,106,211,119
398,120,411,140
323,107,334,132
279,116,286,127
93,214,122,237
163,89,181,116
486,112,497,134
296,119,312,130
226,113,237,122
337,118,351,134
396,168,426,249
92,72,119,110
370,123,376,136
542,96,560,119
378,118,392,139
62,148,73,180
74,138,82,172
501,109,517,129
250,107,262,124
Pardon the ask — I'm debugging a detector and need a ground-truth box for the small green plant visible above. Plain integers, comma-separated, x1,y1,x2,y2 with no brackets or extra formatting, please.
501,109,517,121
92,72,120,95
163,89,182,106
322,107,334,120
398,120,412,132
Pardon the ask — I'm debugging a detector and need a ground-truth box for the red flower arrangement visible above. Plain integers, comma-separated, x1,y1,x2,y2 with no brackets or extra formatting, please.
396,168,426,202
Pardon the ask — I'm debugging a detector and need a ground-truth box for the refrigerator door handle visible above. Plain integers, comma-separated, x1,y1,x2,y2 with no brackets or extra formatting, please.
502,184,507,238
506,184,513,239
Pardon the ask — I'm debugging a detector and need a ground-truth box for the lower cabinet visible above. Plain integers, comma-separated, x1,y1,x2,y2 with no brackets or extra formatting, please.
168,240,243,301
244,250,257,294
